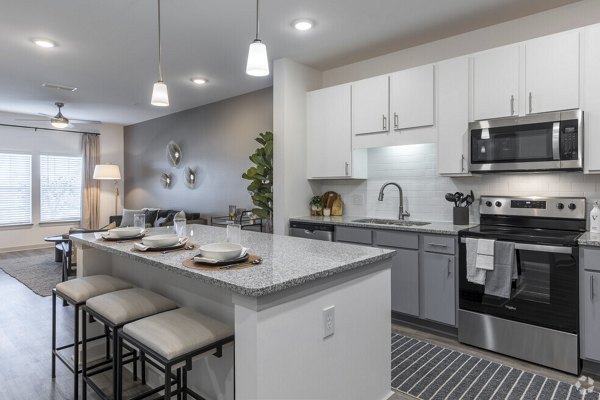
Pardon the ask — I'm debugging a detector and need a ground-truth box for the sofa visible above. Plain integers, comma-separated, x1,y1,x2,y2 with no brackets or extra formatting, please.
110,208,208,228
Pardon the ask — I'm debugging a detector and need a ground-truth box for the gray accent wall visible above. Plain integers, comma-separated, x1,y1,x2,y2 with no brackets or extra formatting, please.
124,87,273,215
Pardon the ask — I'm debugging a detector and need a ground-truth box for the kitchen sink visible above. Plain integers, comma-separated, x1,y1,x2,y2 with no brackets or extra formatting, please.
352,218,430,226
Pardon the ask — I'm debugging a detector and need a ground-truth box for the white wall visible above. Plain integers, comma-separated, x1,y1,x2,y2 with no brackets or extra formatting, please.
315,143,600,228
322,0,600,87
0,111,123,252
272,59,322,235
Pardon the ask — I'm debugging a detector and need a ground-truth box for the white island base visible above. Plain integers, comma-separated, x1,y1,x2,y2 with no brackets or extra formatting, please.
75,230,393,400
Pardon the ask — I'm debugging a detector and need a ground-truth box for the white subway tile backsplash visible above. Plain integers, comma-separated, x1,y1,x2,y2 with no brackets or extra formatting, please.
314,143,600,224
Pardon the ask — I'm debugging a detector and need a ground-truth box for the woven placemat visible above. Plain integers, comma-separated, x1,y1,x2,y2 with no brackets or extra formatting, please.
182,255,261,271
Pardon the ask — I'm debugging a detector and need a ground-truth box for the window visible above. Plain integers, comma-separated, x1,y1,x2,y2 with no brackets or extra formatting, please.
0,153,32,226
40,155,82,223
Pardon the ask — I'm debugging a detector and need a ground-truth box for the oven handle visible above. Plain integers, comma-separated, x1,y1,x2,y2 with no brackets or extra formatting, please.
460,238,573,254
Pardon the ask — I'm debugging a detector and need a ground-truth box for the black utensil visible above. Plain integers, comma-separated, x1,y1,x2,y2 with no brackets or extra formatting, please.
445,193,457,203
454,192,463,207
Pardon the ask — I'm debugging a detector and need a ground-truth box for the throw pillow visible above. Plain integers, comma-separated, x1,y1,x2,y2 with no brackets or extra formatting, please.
119,208,144,227
143,209,159,228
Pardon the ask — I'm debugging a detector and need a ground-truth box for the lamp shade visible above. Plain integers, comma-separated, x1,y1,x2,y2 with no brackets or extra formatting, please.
151,81,169,107
246,40,269,77
93,164,121,180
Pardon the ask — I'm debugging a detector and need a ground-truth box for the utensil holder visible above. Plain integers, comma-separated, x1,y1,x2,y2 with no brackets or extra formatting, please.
453,207,469,225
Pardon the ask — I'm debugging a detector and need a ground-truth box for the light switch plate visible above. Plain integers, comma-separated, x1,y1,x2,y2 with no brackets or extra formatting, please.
323,306,335,338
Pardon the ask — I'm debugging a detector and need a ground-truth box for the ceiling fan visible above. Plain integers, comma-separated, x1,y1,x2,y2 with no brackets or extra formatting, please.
16,102,101,129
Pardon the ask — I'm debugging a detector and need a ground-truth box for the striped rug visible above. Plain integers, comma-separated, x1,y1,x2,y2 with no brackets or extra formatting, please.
391,333,599,400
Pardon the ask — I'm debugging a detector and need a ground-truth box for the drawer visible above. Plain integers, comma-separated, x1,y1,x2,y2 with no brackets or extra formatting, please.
335,226,372,245
373,230,418,250
422,235,455,254
583,248,600,272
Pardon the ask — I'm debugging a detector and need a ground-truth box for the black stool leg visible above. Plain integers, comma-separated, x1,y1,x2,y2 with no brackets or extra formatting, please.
105,325,110,360
51,290,56,379
82,309,87,400
113,327,119,400
182,367,187,400
164,364,171,399
74,304,80,400
140,350,146,385
177,368,181,400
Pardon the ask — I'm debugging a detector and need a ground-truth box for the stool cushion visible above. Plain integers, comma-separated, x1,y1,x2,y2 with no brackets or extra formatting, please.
55,275,133,303
123,307,233,361
86,288,177,326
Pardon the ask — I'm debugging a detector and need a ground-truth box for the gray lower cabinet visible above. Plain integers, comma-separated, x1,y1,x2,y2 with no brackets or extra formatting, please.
583,269,600,361
390,248,420,316
421,252,456,326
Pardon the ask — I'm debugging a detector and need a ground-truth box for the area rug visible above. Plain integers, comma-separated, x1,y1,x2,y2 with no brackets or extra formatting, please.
0,250,62,296
391,333,599,400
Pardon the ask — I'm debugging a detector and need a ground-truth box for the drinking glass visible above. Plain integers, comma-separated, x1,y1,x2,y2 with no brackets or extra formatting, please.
133,214,146,230
227,224,242,244
174,217,187,239
228,205,237,221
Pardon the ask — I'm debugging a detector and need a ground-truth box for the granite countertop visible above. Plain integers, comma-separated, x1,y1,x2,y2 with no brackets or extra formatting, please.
289,215,477,235
578,232,600,247
71,225,394,297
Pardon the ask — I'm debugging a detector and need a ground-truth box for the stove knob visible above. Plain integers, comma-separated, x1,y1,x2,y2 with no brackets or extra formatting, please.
485,201,493,207
568,203,577,210
495,201,502,208
556,203,564,210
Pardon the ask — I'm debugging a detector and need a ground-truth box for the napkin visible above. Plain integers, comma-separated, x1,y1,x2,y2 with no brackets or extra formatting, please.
193,247,249,264
134,237,188,252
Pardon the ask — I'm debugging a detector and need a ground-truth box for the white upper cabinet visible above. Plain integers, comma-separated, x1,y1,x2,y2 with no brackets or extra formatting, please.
351,75,390,135
525,30,580,114
306,85,367,179
472,45,519,120
583,24,600,173
437,56,470,176
390,64,435,130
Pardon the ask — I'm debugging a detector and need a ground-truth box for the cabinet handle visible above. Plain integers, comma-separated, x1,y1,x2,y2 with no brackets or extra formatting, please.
345,162,349,176
528,92,532,114
447,257,452,277
427,243,447,248
393,112,399,129
382,114,387,130
460,155,465,172
510,95,515,116
592,275,596,300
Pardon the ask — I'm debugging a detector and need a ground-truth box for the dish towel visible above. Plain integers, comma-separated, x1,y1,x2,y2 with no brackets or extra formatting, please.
476,239,495,271
484,241,516,299
466,238,486,285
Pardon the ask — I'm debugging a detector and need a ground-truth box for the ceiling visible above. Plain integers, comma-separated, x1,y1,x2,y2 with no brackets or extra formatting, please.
0,0,579,126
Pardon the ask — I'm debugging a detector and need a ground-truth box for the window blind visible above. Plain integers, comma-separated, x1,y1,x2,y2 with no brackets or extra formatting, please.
0,153,32,226
40,155,82,223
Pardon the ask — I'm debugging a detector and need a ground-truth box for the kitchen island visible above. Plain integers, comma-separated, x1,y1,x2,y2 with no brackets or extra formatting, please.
71,225,395,400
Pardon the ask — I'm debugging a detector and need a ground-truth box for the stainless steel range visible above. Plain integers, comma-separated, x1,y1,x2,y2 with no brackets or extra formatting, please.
458,195,586,374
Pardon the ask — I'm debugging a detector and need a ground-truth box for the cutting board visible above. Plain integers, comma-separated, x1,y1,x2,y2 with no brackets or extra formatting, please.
321,191,338,210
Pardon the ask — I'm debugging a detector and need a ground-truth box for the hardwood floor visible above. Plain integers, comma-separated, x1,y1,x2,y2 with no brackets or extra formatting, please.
0,249,593,400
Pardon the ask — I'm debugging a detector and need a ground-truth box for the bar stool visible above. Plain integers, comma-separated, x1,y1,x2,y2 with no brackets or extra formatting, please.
119,307,235,400
81,288,178,400
52,275,134,400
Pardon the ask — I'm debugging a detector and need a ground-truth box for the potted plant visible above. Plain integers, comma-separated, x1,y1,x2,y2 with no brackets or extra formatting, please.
242,132,273,232
310,196,324,216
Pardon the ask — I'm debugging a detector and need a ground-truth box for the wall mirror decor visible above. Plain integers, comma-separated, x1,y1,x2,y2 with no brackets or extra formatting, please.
160,172,172,188
184,166,196,189
166,141,182,167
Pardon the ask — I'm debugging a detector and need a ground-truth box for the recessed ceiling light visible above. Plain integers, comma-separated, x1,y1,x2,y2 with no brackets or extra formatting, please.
293,19,314,31
31,38,57,48
191,78,208,85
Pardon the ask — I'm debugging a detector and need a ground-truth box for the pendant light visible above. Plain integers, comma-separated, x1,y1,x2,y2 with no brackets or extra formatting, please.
246,0,269,77
151,0,169,106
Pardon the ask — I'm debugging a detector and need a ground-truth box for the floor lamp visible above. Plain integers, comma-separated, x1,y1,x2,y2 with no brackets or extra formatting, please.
93,164,121,215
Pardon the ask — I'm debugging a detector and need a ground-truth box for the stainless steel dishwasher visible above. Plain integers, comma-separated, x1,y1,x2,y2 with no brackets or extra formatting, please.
289,221,334,241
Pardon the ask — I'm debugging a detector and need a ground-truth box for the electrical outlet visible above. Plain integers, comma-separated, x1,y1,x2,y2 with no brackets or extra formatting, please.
323,306,335,338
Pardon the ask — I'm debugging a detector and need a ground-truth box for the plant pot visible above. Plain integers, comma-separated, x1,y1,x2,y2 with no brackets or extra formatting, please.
453,207,469,225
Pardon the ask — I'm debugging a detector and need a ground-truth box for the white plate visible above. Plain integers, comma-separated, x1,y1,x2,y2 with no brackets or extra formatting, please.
142,234,180,248
107,227,144,238
198,243,243,261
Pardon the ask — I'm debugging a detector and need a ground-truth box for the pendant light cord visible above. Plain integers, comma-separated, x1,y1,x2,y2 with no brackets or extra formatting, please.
157,0,164,82
255,0,260,41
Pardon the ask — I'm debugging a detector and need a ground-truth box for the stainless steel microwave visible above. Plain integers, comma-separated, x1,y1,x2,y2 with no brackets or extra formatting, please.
468,110,583,172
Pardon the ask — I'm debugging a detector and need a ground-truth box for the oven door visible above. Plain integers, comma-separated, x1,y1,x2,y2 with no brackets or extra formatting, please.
458,240,578,334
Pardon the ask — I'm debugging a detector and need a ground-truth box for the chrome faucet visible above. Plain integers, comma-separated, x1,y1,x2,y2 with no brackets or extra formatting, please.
378,182,410,220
